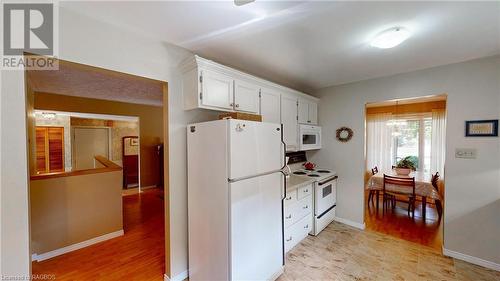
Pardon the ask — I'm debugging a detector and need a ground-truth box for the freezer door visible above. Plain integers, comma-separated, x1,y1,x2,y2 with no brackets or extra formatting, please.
229,120,283,180
230,172,284,280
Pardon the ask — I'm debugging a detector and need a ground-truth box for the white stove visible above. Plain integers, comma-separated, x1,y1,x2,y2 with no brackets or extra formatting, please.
288,164,338,236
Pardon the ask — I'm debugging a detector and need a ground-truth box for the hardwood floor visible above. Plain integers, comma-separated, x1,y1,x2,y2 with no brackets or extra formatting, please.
279,222,500,281
32,188,165,281
364,190,443,250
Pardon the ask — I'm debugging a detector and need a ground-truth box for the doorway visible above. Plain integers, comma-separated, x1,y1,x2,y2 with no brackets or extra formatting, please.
26,57,170,279
363,95,447,250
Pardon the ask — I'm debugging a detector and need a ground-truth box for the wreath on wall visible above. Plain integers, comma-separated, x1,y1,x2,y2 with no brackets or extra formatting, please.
336,127,354,142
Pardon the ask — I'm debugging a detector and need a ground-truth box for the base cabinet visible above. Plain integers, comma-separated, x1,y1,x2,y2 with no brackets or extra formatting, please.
284,184,313,253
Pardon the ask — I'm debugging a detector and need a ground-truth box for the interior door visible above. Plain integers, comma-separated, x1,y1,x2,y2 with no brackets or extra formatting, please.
73,127,110,170
201,69,234,110
229,120,283,180
230,172,283,280
260,87,281,124
234,79,260,113
281,95,298,151
35,127,64,173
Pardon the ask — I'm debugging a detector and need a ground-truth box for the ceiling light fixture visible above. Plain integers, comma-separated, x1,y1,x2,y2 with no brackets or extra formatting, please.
370,27,411,49
234,0,256,6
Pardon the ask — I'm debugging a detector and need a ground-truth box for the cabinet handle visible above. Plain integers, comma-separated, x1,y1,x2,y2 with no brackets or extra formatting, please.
230,103,234,107
304,224,309,229
235,104,240,108
307,120,311,123
286,196,292,200
285,215,292,219
304,189,309,193
303,205,308,209
286,237,292,242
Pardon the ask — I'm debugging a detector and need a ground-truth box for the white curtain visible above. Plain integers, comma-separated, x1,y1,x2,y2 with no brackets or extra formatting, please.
366,113,393,172
431,109,446,176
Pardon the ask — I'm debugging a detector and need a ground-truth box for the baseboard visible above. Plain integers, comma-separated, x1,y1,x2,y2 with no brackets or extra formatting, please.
333,216,366,230
164,270,189,281
164,268,283,281
443,247,500,271
32,230,124,262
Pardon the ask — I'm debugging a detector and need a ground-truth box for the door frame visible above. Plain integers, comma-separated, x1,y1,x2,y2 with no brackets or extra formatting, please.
19,57,170,278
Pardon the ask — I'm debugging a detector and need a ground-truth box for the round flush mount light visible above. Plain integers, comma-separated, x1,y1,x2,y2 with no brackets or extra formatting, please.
370,27,411,49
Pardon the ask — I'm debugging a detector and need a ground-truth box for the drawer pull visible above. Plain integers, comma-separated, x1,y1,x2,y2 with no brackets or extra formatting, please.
285,215,292,219
286,237,292,242
304,189,309,193
304,224,309,229
285,196,292,200
303,205,309,209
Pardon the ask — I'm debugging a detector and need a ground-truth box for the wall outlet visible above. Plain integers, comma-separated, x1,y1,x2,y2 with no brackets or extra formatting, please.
455,148,477,159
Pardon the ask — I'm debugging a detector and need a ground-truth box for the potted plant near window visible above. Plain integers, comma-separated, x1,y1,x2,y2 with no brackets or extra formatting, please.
395,156,417,176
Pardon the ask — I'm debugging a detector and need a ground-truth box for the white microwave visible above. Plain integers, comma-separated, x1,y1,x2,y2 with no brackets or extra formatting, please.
298,124,322,151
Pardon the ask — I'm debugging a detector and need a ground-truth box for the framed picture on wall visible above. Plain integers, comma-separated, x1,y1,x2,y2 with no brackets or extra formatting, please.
130,138,139,146
465,120,498,137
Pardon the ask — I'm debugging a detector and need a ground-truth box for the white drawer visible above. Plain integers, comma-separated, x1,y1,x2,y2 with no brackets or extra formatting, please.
283,203,296,228
296,195,312,220
284,189,297,207
284,215,313,253
297,184,312,200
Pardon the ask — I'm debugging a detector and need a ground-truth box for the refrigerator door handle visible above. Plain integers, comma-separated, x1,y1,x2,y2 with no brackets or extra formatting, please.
228,169,283,183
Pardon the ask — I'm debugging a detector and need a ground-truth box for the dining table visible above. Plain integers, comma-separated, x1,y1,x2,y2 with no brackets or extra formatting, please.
367,170,442,219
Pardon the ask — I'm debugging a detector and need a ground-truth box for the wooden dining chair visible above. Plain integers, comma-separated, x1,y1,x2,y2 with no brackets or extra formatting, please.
383,174,416,218
431,172,443,219
367,166,380,205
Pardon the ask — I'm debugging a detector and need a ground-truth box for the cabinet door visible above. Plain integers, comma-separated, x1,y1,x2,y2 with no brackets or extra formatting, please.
259,88,281,124
281,95,298,151
234,79,260,113
297,99,309,124
308,102,318,125
201,69,234,111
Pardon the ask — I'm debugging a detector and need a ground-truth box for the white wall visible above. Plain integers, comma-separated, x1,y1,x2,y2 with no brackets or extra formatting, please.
1,70,32,277
1,6,217,278
309,55,500,265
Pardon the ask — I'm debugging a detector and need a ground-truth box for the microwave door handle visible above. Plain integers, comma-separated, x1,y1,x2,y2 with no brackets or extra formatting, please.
319,176,338,186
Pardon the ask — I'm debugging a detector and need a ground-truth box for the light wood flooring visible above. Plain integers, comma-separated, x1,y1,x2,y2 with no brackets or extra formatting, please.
32,188,165,280
364,190,443,250
279,222,500,281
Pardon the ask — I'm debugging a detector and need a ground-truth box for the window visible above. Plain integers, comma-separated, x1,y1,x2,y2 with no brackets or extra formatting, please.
390,115,432,173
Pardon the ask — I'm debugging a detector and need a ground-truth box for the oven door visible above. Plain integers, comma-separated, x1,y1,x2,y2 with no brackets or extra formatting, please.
299,125,322,151
315,176,337,216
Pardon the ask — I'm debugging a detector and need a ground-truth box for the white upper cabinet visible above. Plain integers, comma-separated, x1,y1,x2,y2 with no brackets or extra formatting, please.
181,56,319,138
234,79,260,113
298,99,318,125
201,69,234,111
259,88,281,124
281,95,298,151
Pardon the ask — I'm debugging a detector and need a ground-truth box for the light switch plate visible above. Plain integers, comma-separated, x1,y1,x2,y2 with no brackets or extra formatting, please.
455,148,477,159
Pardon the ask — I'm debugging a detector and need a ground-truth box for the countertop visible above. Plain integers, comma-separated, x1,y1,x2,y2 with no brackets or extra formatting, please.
286,175,315,192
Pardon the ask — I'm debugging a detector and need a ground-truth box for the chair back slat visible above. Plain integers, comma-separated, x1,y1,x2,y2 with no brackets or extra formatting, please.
383,174,416,196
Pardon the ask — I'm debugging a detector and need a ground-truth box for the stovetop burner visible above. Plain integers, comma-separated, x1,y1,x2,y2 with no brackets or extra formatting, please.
317,170,330,173
293,171,307,175
308,174,320,177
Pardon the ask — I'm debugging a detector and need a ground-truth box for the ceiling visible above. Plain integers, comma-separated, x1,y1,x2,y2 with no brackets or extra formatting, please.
27,60,165,106
61,1,500,93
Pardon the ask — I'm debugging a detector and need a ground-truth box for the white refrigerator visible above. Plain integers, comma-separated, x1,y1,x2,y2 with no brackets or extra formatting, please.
187,119,285,281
